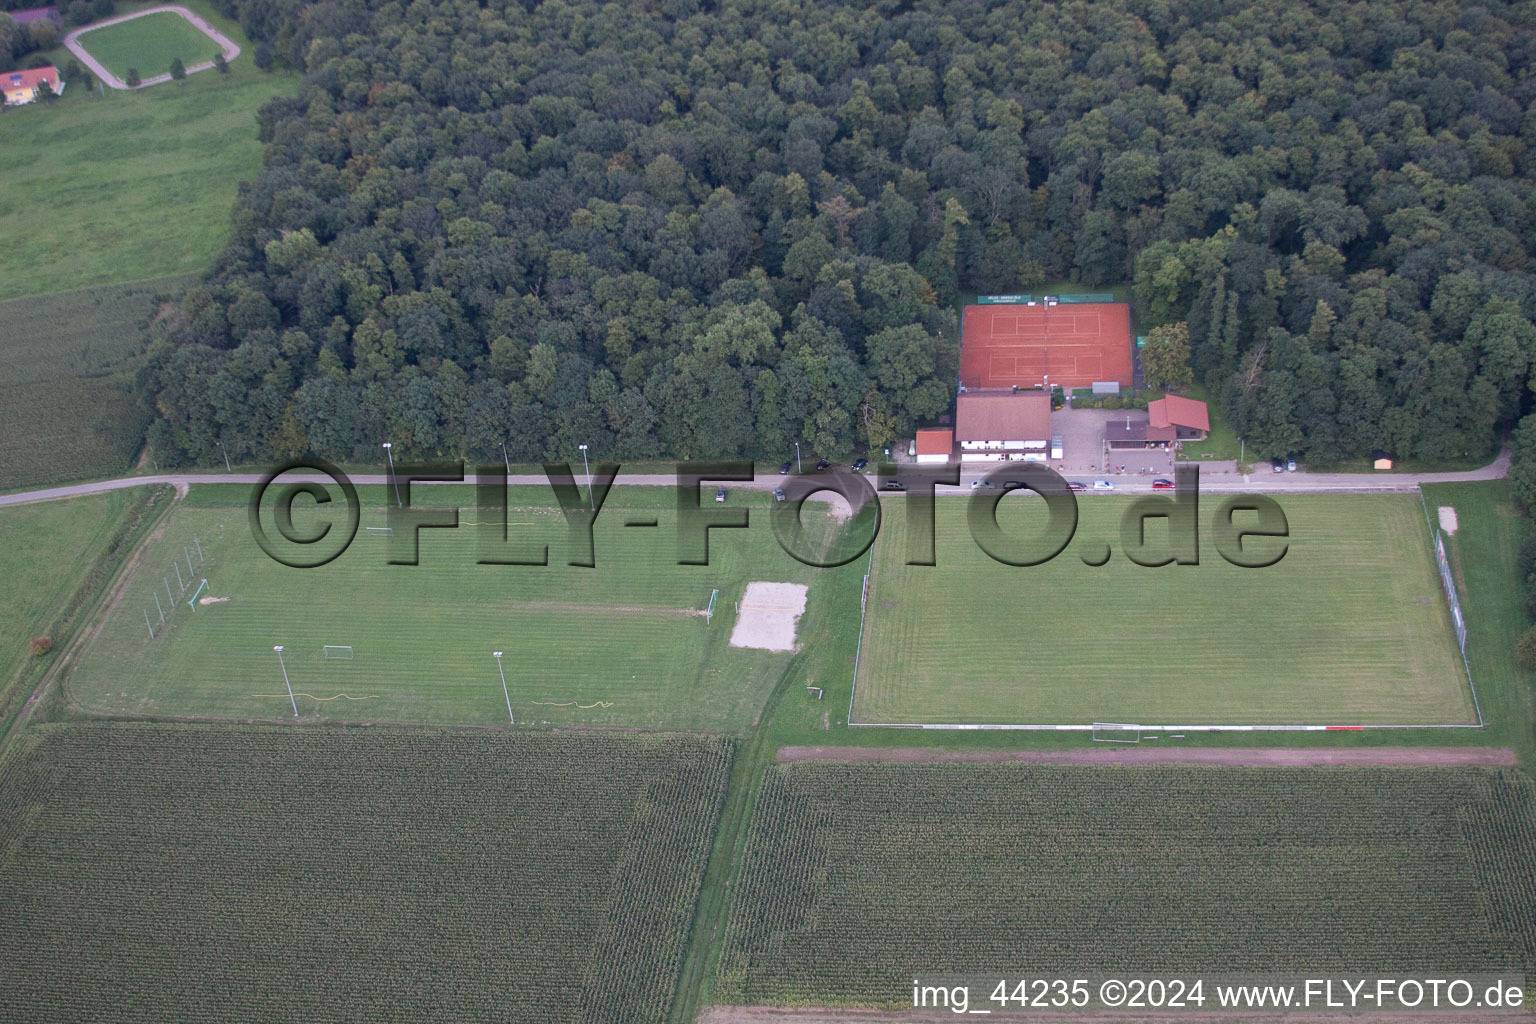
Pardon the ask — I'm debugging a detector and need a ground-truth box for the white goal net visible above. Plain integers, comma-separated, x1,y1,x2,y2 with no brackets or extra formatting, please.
1091,723,1141,743
323,645,355,660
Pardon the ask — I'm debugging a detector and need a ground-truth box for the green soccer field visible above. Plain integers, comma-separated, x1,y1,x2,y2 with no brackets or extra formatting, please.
63,485,853,730
853,492,1475,726
74,11,223,81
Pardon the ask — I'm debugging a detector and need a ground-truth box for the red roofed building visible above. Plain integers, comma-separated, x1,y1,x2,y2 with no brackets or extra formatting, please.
2,66,62,106
913,428,953,464
1105,395,1209,450
955,391,1053,462
1148,395,1210,436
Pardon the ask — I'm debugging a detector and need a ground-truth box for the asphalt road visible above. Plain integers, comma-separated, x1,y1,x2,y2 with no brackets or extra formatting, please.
0,449,1510,508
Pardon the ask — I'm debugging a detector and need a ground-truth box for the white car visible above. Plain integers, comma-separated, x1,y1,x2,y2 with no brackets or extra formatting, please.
1092,480,1114,490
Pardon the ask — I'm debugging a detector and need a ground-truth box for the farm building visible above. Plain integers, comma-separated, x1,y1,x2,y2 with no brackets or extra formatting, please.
913,428,953,464
959,300,1133,391
955,391,1052,461
2,66,62,105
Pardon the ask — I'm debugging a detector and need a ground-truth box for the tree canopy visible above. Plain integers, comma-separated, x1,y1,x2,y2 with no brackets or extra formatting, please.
139,0,1536,468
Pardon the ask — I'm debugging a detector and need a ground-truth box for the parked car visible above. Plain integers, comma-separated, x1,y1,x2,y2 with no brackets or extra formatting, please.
881,480,907,491
1152,478,1175,490
1271,458,1285,473
851,457,869,472
773,485,786,501
815,458,830,471
1001,479,1026,490
1092,480,1114,490
779,461,792,475
1067,481,1088,492
715,488,727,502
1287,458,1297,472
970,479,996,489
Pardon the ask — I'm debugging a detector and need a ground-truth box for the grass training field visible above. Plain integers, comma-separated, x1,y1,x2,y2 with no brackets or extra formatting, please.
715,761,1536,1008
73,10,224,81
0,489,165,727
0,4,295,300
853,492,1474,726
0,723,732,1023
63,485,858,730
0,278,185,489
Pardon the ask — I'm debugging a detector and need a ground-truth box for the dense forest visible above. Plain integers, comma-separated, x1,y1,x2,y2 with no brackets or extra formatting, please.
137,0,1536,468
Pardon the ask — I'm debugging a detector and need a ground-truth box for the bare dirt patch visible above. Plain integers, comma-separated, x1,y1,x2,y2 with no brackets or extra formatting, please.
197,595,228,605
776,745,1518,767
1438,505,1459,534
730,582,809,651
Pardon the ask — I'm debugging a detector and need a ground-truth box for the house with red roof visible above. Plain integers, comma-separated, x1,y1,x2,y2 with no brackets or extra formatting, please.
2,66,63,106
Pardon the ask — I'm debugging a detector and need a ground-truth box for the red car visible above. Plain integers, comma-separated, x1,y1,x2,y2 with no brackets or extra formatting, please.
1152,478,1175,490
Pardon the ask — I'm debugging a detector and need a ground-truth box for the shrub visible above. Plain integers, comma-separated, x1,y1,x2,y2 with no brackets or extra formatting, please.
1103,395,1122,410
1517,627,1536,671
125,68,141,88
253,43,273,71
213,52,228,74
29,636,52,657
169,58,185,82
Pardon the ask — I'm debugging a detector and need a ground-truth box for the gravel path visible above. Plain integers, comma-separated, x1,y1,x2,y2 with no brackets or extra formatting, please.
64,5,240,90
776,745,1519,766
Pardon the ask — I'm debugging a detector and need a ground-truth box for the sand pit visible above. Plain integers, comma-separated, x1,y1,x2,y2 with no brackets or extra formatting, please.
1438,506,1458,534
729,582,809,652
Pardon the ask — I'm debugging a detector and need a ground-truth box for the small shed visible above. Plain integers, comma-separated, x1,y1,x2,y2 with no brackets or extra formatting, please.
1372,451,1394,470
914,428,953,465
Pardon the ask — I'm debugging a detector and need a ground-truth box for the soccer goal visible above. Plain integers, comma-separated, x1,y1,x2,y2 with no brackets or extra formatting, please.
704,588,719,624
364,526,394,538
323,645,355,660
1091,723,1141,743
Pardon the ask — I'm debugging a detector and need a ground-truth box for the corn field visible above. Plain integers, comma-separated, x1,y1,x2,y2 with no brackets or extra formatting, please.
716,763,1536,1008
0,723,733,1023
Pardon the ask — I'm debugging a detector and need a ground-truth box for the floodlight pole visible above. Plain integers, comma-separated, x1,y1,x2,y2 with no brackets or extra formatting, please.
500,441,511,475
492,651,513,725
578,444,593,510
794,442,801,473
216,440,231,473
382,442,402,507
273,645,298,717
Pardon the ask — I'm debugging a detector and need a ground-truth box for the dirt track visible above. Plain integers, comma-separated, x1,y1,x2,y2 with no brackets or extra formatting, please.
776,745,1519,767
63,5,240,90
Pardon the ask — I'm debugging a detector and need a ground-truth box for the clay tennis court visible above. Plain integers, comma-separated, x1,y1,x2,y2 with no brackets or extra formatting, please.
959,302,1132,390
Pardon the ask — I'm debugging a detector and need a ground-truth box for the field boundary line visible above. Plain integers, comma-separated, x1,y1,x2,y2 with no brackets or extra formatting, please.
845,546,875,726
1420,488,1484,727
776,745,1520,766
848,489,1483,733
